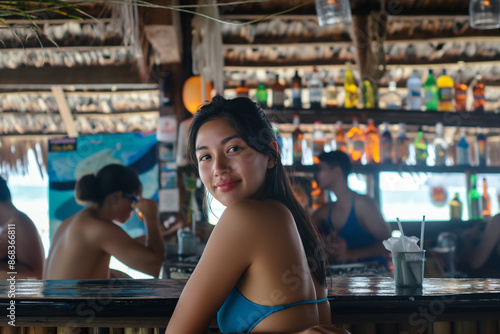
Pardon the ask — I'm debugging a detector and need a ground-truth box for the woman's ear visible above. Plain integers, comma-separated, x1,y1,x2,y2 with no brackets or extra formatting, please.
112,191,123,204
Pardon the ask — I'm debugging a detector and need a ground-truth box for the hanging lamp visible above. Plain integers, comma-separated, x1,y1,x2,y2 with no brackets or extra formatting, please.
470,0,500,29
315,0,352,26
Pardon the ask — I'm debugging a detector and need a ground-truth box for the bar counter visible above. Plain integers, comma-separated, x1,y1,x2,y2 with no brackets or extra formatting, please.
1,277,500,329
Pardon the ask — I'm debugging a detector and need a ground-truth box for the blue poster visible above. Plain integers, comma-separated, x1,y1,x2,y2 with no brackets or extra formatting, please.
47,132,158,240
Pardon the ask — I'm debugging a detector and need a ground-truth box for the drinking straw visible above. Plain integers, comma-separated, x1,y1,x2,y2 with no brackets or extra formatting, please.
420,215,426,250
396,217,407,252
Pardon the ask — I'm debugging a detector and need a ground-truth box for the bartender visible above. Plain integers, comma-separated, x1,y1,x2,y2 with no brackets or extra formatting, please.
312,151,391,267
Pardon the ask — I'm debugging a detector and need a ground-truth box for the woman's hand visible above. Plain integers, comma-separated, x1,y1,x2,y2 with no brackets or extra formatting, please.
135,197,158,222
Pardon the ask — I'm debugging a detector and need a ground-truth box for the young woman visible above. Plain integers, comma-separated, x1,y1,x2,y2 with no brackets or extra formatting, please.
166,97,347,333
44,164,164,279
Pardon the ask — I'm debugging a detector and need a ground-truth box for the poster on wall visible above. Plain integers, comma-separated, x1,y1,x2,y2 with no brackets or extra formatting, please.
47,132,158,241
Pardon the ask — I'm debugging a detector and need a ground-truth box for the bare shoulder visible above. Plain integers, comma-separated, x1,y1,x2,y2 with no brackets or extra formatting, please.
356,194,378,210
216,199,292,237
486,214,500,233
11,209,38,232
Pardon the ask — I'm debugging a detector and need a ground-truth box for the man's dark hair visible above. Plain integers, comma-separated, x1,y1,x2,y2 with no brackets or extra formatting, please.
317,150,351,181
0,176,11,202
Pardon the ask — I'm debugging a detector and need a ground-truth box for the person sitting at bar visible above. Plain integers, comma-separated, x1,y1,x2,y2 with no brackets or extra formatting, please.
291,175,313,215
165,96,348,334
0,176,44,279
459,213,500,278
312,151,391,266
44,164,165,279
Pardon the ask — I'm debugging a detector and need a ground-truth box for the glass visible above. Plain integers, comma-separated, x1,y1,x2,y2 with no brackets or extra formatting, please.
469,0,500,29
392,250,425,287
315,0,352,26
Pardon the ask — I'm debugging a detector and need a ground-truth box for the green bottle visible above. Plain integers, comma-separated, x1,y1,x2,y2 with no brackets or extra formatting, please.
413,126,428,165
362,78,375,109
255,82,268,108
423,69,438,111
468,174,482,220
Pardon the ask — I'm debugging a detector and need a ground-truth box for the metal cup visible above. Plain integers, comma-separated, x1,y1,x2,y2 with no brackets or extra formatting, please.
392,250,425,287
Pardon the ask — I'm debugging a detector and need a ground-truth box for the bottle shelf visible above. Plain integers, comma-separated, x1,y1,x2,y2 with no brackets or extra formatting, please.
265,108,500,128
290,163,500,175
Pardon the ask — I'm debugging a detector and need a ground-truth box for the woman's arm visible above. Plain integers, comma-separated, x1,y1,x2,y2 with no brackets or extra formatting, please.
165,202,257,334
468,214,500,269
87,199,165,277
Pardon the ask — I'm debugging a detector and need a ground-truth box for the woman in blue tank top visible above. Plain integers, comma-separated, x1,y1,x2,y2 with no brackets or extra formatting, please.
165,96,349,334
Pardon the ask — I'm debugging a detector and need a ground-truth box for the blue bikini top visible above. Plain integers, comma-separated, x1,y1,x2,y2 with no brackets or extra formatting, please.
217,288,327,333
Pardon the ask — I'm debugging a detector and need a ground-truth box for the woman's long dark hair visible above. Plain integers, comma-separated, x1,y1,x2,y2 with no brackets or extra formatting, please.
75,164,142,206
187,96,327,286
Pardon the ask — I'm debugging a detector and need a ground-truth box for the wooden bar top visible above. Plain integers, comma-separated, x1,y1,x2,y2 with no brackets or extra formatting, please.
1,277,500,327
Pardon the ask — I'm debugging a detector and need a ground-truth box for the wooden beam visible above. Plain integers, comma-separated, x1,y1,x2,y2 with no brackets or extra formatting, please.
0,66,142,85
51,86,79,138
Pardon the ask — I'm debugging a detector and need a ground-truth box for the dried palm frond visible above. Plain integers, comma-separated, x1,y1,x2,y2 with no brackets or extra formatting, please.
0,1,86,28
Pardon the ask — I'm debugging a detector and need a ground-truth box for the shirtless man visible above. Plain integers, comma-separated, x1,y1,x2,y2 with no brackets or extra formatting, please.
44,164,165,279
0,177,44,279
312,151,391,266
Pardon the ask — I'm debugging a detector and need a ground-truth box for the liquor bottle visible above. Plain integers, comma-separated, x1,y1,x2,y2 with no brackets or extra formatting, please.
335,120,347,153
482,178,491,217
361,78,375,109
476,128,487,166
433,122,448,166
468,174,482,220
347,117,365,163
272,74,285,109
406,70,422,111
473,72,485,113
325,75,338,108
437,69,454,111
344,63,358,108
456,130,471,166
424,69,439,111
449,193,463,220
236,79,249,98
291,70,302,109
395,123,409,164
365,119,380,164
379,79,402,109
413,126,428,165
291,114,304,165
255,82,268,108
380,122,393,164
454,66,467,112
308,67,323,109
312,121,326,164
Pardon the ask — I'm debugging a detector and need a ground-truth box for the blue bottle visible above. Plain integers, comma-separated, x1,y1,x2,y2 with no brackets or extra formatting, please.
456,131,470,166
407,70,422,111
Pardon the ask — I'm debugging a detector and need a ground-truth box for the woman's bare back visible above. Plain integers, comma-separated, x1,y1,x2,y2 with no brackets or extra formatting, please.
44,208,112,279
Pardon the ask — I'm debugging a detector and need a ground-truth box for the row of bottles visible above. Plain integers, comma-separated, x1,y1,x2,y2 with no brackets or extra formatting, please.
237,67,339,110
449,175,493,221
233,63,488,112
281,116,491,167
